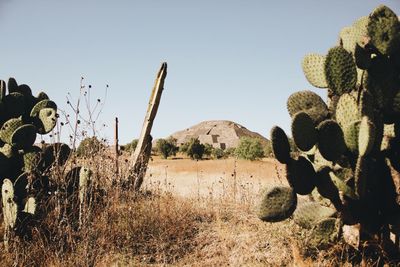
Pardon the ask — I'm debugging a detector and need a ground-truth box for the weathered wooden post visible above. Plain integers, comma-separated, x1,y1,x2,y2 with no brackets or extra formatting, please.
115,117,119,178
128,62,167,191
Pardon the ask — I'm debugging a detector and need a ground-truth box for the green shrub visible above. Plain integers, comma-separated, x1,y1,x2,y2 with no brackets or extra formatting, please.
234,137,264,161
263,142,273,157
156,138,178,159
76,136,104,157
212,147,225,159
121,139,138,153
203,143,213,158
224,147,236,158
182,138,205,160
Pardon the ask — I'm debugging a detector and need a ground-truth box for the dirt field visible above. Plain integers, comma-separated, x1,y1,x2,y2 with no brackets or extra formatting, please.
142,157,287,198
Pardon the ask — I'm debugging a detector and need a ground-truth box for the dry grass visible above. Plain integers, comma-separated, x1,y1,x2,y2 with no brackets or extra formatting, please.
0,151,384,266
141,156,287,198
0,185,213,266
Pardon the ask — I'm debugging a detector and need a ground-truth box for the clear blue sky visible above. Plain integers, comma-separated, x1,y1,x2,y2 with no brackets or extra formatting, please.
0,0,399,145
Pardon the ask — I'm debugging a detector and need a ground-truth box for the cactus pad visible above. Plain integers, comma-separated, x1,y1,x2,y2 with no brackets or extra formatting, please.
294,202,336,229
23,146,42,173
324,46,357,95
286,156,316,195
353,15,369,35
3,92,26,118
270,126,291,164
7,78,18,93
354,156,368,198
335,93,360,128
340,26,358,53
36,108,57,134
0,143,16,159
11,124,37,149
287,90,329,124
30,99,57,117
258,186,297,222
343,120,361,153
359,90,375,118
367,5,400,56
365,56,399,111
36,92,49,101
358,117,376,156
317,120,346,162
16,84,33,98
315,166,342,208
340,17,368,53
30,99,57,134
0,118,25,144
307,218,342,249
329,171,358,200
291,112,317,152
42,143,71,169
302,54,328,88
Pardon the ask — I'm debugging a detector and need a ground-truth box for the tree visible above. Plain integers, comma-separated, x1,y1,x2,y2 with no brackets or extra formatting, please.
234,137,264,161
156,137,178,159
179,142,189,154
183,138,205,160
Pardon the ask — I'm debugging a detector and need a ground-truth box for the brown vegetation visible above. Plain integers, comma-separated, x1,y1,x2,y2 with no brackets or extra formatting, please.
0,152,372,266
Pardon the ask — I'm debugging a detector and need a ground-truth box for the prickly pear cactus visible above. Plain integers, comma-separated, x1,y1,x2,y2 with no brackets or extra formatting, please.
259,5,400,252
0,78,91,246
0,78,60,243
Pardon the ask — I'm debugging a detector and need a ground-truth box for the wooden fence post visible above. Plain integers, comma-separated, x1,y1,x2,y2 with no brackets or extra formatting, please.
115,117,119,178
128,62,167,190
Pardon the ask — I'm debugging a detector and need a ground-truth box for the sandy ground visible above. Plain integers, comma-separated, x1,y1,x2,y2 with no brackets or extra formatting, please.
141,157,287,198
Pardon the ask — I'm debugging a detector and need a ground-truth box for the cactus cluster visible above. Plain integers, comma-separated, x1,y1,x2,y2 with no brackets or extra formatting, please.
259,5,400,251
0,78,92,247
